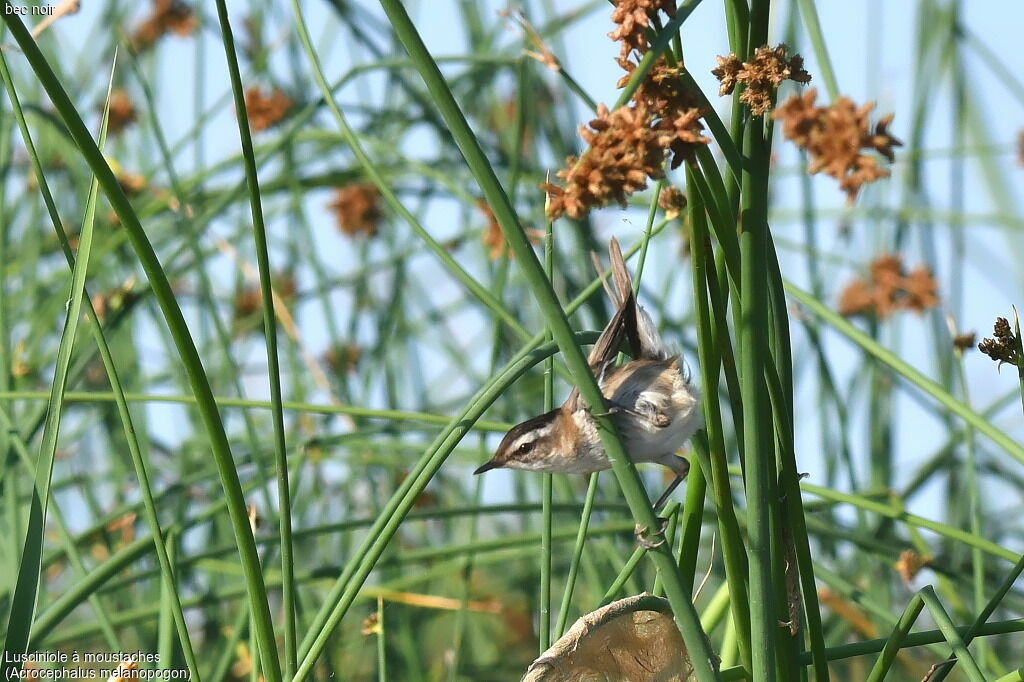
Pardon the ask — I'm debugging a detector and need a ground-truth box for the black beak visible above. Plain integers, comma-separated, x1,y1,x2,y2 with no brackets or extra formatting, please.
473,459,500,475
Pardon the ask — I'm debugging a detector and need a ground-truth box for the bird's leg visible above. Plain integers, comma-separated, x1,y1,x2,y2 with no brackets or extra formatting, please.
633,456,690,549
593,398,669,427
652,473,685,513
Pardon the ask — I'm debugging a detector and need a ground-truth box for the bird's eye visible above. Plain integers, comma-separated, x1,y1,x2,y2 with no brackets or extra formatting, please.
518,441,534,455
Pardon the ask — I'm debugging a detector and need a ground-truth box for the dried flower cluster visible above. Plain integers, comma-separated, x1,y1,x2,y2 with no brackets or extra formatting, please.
106,512,137,546
91,277,138,324
361,612,382,636
116,168,147,197
324,344,362,374
327,183,382,237
543,1,707,221
479,200,543,259
837,254,938,318
233,272,297,325
107,89,137,134
244,86,293,132
894,549,931,583
978,317,1020,367
658,185,687,218
621,59,710,168
131,0,196,52
479,200,505,259
775,89,901,203
712,44,811,116
106,157,146,197
608,0,675,61
543,104,672,220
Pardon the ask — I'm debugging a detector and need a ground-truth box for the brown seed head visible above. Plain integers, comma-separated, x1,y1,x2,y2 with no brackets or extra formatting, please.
894,549,931,583
244,86,293,132
712,44,811,116
328,183,382,237
323,344,362,374
545,1,709,221
658,185,687,218
608,0,676,60
775,89,901,203
617,58,709,168
131,0,196,51
107,89,138,134
233,271,297,324
711,54,743,96
838,254,939,319
978,316,1020,367
543,103,669,221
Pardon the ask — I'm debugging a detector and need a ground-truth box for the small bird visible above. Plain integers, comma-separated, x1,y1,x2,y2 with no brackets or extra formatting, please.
474,238,702,528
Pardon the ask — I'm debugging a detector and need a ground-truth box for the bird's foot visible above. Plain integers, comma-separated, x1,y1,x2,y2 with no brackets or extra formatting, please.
634,518,669,549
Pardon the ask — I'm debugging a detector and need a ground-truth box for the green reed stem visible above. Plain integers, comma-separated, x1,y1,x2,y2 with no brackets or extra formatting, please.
738,100,777,682
371,3,721,679
786,282,1024,464
0,68,103,674
0,10,282,681
688,166,752,672
213,3,295,673
540,218,555,652
555,473,600,637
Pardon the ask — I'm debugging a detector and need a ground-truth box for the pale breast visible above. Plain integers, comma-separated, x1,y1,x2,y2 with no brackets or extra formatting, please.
603,358,702,461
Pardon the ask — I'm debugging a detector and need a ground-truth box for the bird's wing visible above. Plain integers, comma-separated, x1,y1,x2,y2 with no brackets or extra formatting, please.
610,237,670,361
565,238,638,413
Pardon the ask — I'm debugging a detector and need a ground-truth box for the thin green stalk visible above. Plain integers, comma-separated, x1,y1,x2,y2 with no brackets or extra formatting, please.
918,587,986,682
375,597,386,682
375,3,719,680
288,0,542,353
738,78,776,682
786,281,1024,464
677,459,707,590
927,552,1024,682
793,0,839,99
600,541,649,603
688,168,752,672
635,180,663,285
1014,310,1024,415
540,217,555,652
0,60,102,673
213,2,295,673
764,242,828,682
0,10,282,681
864,592,925,681
718,619,1024,680
0,390,514,431
554,473,600,637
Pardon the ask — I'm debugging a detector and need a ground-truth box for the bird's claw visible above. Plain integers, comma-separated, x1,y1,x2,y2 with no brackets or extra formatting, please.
634,518,669,549
591,406,621,419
